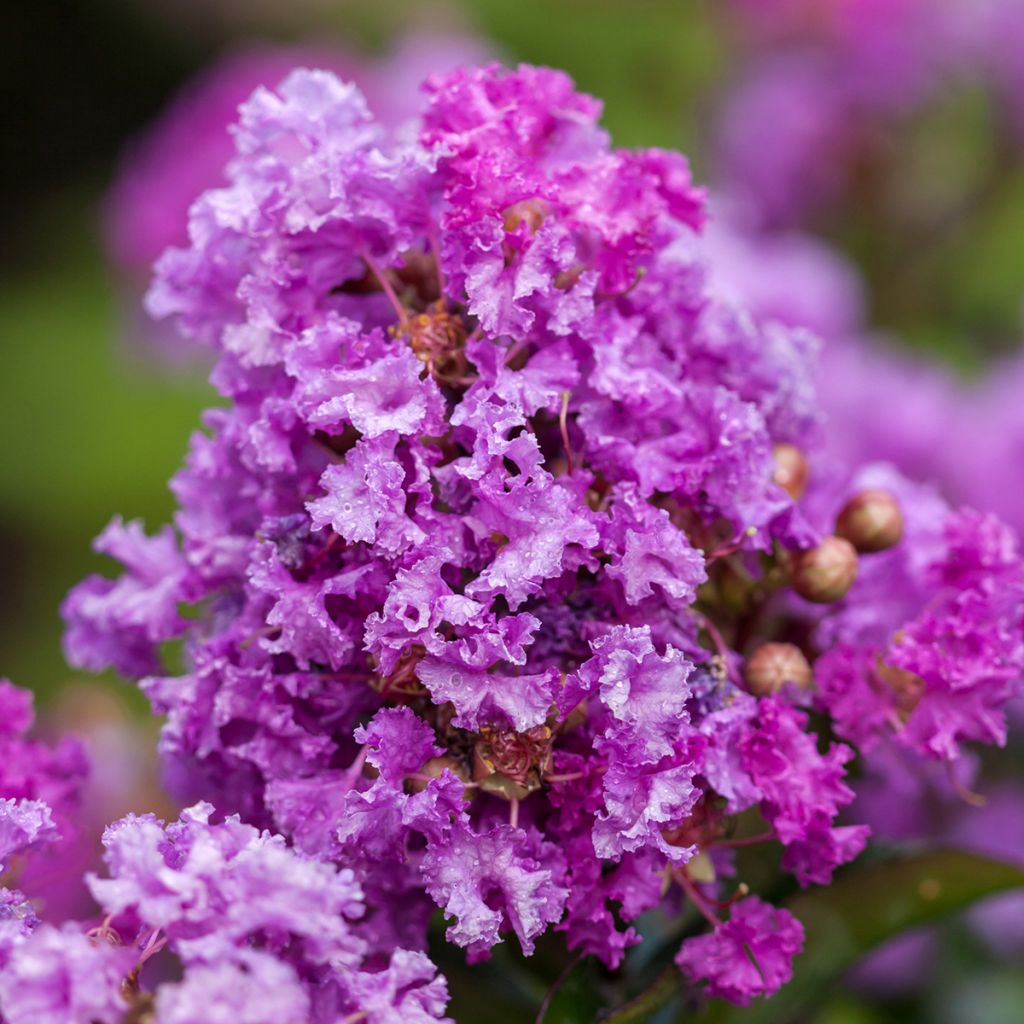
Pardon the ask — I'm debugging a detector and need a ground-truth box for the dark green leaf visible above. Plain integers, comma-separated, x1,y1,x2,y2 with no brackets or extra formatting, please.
542,958,605,1024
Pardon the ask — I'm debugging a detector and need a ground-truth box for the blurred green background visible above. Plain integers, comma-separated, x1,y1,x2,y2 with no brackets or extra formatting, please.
2,2,1023,1021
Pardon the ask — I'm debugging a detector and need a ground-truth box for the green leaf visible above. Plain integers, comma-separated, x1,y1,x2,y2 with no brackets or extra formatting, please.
603,965,681,1024
704,849,1024,1024
541,959,605,1024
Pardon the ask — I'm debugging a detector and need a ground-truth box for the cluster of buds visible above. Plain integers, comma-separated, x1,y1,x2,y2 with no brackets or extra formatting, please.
722,451,909,699
773,444,904,602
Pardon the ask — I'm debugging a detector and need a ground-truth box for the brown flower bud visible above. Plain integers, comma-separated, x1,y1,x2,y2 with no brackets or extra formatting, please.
744,642,813,696
773,443,809,500
835,488,904,553
792,536,858,603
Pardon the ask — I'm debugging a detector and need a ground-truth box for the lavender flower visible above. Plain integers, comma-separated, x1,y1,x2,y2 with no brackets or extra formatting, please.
0,805,452,1023
0,680,89,926
59,61,1024,1008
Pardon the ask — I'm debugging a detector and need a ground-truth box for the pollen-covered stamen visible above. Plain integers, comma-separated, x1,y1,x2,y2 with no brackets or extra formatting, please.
122,991,156,1024
594,264,646,299
390,300,471,388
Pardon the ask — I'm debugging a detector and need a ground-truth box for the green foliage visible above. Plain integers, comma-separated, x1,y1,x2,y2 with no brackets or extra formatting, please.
458,0,725,156
0,201,208,693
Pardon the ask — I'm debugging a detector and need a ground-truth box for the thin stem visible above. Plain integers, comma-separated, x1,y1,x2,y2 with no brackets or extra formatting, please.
717,830,776,849
697,613,743,687
594,264,646,300
544,764,608,784
240,624,281,651
675,867,722,930
558,390,574,475
947,764,987,808
603,965,680,1024
703,882,751,911
504,340,526,367
405,773,480,789
135,928,166,969
509,797,520,829
362,252,408,326
342,746,369,790
428,227,446,299
535,952,583,1024
707,525,758,562
86,913,120,945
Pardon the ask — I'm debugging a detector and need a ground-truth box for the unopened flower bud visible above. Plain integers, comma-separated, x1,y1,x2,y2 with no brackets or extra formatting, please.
835,488,903,553
773,443,809,500
791,536,858,603
744,642,813,696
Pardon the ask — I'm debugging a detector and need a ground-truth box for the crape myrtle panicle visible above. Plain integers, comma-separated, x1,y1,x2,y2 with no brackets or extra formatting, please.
47,62,1024,1015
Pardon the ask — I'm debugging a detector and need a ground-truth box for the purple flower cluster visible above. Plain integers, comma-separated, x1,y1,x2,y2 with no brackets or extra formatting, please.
43,61,1024,1012
0,803,448,1023
816,500,1024,759
0,680,88,924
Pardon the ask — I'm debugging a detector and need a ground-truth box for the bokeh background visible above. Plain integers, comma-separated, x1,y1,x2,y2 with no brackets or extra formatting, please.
3,1,1023,1021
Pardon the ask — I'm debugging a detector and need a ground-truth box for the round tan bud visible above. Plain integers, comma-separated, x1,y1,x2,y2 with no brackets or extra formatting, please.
744,642,814,696
835,488,904,553
792,536,859,603
773,443,809,500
